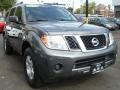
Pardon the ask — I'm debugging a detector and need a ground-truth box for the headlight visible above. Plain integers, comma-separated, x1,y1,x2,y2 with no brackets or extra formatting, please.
41,35,68,50
109,32,114,46
105,24,112,28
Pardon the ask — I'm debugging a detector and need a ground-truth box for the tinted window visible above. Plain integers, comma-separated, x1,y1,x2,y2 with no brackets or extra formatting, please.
25,6,77,22
101,18,110,23
9,8,16,16
5,11,9,18
116,18,120,23
15,7,22,22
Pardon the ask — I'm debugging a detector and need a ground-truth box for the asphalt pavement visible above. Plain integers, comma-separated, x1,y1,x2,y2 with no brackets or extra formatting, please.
0,31,120,90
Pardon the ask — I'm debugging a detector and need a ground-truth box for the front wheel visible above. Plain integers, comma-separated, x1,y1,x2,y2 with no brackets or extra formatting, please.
24,48,43,88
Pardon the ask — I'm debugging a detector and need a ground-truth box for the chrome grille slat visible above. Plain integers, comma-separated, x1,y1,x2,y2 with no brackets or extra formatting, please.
81,35,106,50
65,36,80,50
64,34,107,51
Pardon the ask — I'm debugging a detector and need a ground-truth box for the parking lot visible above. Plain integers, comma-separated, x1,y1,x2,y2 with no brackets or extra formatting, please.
0,30,120,90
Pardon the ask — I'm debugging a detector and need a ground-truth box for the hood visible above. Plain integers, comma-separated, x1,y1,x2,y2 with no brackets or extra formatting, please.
29,21,109,35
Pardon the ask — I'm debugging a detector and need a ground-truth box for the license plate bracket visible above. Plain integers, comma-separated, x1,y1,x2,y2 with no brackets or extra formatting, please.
91,62,105,74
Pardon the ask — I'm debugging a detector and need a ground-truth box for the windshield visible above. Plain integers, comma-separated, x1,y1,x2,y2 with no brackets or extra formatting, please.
116,18,120,22
101,18,111,23
25,5,77,22
0,17,5,22
107,18,116,22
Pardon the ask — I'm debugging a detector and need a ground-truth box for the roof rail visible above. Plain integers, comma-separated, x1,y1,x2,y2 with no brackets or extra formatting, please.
15,2,23,6
44,3,65,6
43,3,65,7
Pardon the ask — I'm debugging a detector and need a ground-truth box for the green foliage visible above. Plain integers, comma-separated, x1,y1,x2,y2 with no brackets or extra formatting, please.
0,0,16,11
89,1,96,14
67,7,73,13
74,8,80,14
75,1,96,14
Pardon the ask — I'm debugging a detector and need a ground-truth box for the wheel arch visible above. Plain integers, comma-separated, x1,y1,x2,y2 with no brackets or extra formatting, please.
22,41,31,55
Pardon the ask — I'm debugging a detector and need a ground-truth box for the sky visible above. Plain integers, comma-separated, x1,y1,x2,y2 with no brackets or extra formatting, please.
18,0,113,9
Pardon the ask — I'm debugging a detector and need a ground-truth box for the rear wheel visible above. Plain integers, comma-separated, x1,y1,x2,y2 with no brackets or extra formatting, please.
24,48,43,88
4,37,13,54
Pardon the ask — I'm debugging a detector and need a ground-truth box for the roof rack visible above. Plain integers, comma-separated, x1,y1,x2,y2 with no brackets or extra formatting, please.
15,2,23,6
43,3,65,7
44,3,64,5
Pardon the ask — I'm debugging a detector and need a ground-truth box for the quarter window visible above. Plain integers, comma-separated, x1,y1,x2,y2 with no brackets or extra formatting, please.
15,7,22,22
9,8,16,16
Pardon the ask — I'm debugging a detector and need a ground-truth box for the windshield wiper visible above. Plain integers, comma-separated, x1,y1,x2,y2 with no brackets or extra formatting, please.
28,19,48,22
79,22,86,28
57,17,74,21
57,18,68,21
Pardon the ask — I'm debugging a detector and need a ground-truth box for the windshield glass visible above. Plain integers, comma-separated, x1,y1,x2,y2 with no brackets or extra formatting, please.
101,18,111,23
25,5,77,22
116,18,120,22
0,17,5,22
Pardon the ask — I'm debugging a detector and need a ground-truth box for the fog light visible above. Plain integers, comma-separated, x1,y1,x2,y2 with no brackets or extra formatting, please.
105,56,113,61
55,64,62,71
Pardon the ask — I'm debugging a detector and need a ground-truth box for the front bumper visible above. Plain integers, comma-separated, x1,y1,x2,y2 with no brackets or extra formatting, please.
34,43,117,82
0,26,4,32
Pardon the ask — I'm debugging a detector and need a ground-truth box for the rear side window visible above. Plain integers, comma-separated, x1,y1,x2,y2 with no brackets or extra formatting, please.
15,7,22,22
9,8,16,16
5,11,9,18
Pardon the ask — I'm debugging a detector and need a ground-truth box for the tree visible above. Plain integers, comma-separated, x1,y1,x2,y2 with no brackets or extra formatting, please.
67,7,73,13
89,2,96,14
74,8,80,14
0,0,16,11
80,1,96,14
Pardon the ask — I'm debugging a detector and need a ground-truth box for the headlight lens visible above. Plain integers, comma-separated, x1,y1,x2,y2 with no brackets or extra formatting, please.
41,35,68,50
109,32,114,46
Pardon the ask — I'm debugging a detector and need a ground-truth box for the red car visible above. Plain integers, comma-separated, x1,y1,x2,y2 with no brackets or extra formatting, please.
0,17,5,33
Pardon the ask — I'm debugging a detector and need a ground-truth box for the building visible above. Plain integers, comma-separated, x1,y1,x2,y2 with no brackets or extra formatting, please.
113,0,120,17
95,4,114,17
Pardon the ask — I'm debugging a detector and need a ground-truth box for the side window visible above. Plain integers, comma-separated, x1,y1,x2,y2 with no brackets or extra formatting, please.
15,7,22,23
5,11,9,22
9,8,16,16
96,19,100,24
5,11,9,18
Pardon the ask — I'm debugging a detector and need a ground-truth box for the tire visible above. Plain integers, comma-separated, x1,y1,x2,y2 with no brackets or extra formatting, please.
24,47,43,88
4,37,13,54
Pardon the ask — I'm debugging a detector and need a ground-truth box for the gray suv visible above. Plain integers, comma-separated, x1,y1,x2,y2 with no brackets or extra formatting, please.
3,4,117,88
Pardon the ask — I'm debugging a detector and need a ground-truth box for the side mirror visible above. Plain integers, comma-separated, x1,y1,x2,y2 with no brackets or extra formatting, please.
9,16,18,23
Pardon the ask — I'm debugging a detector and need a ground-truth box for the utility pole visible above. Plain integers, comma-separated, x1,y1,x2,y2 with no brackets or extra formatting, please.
86,0,88,24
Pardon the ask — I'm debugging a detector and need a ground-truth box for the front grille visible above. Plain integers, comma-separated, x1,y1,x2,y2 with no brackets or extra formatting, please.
81,35,106,50
65,36,80,50
74,53,115,69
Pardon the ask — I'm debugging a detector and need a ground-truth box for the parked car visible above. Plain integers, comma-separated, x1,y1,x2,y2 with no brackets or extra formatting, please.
116,18,120,29
0,17,5,33
3,4,117,88
107,17,120,29
89,17,119,30
88,17,97,24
